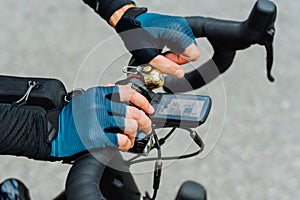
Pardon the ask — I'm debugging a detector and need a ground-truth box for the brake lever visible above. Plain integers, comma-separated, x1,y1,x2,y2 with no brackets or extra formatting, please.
263,27,276,82
265,42,275,82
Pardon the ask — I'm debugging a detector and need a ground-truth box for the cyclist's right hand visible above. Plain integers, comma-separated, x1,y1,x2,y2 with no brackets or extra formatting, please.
50,85,154,158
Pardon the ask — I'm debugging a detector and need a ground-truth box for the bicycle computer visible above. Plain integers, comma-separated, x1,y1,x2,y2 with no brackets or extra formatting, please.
150,93,211,128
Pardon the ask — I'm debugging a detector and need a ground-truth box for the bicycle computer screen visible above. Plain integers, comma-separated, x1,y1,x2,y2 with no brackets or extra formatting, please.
151,94,211,128
157,97,205,118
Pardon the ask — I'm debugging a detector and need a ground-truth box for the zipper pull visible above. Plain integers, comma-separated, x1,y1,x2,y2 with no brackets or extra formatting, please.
96,0,100,12
14,81,39,106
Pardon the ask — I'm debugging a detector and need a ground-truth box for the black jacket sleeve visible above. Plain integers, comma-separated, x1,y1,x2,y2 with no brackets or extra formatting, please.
0,104,51,160
82,0,135,22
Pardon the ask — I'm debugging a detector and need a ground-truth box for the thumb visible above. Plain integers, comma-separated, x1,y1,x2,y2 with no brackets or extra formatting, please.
117,133,134,151
149,55,185,78
163,52,190,65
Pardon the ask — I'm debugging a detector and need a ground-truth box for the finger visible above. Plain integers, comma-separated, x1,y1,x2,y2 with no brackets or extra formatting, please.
180,43,201,62
124,118,138,137
164,52,189,65
149,55,185,78
118,85,154,114
117,133,134,151
126,106,152,134
104,83,115,86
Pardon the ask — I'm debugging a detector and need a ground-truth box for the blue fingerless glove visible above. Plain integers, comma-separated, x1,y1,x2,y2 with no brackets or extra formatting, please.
50,86,126,158
135,13,196,53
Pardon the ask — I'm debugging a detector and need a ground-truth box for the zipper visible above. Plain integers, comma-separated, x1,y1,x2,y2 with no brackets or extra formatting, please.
14,81,39,105
96,0,100,12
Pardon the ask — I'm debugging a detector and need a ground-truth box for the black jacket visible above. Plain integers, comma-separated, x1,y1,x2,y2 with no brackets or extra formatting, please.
82,0,134,22
0,104,51,160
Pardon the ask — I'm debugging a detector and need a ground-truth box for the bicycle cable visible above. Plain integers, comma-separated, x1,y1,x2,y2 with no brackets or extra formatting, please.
126,127,176,163
128,128,204,165
150,129,162,200
129,128,204,200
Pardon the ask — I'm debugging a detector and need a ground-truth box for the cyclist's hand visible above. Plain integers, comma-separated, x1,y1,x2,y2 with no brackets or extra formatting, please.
117,85,154,151
81,2,200,78
50,85,154,158
112,7,200,78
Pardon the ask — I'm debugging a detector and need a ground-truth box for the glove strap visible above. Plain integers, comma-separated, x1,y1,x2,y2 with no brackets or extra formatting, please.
115,7,147,33
115,7,159,64
123,7,147,19
46,89,85,144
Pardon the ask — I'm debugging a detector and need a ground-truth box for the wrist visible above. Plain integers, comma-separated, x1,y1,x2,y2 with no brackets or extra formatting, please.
109,3,136,28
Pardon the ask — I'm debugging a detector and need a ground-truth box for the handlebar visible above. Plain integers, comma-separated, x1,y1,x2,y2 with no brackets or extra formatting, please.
65,154,107,200
65,151,207,200
65,148,119,200
164,0,277,92
65,148,142,200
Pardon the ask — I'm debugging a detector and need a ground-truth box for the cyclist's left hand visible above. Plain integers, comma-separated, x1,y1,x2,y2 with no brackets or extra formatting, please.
50,85,154,158
112,7,201,78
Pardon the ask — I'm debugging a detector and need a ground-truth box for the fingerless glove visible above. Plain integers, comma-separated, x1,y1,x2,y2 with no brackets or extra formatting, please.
51,86,127,158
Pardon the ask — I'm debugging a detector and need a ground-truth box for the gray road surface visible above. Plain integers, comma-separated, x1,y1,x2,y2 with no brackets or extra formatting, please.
0,0,299,199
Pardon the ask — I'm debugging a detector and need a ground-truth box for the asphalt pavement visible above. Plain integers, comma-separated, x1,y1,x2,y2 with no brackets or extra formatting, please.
0,0,299,199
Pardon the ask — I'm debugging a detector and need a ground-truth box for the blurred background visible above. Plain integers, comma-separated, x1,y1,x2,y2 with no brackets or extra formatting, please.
0,0,299,199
